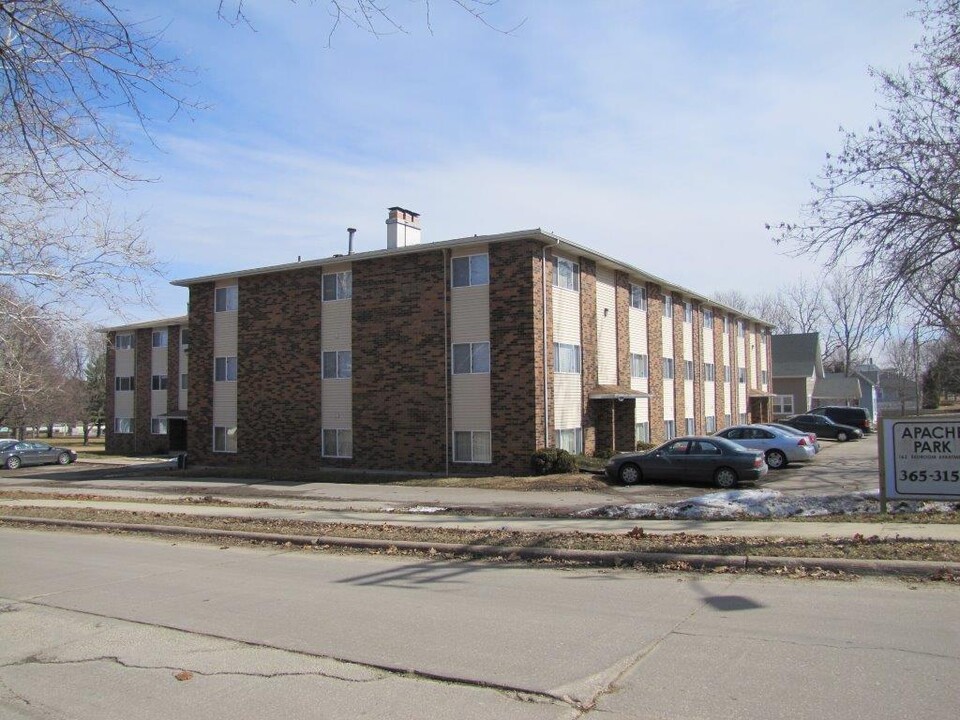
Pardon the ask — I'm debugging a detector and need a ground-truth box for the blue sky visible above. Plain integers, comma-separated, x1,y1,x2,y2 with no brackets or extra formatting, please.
107,0,921,324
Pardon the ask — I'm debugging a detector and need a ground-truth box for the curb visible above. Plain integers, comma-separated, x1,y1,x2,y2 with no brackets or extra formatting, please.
3,515,958,578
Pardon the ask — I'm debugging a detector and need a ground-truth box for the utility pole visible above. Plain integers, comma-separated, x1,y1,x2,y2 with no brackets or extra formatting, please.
913,324,922,415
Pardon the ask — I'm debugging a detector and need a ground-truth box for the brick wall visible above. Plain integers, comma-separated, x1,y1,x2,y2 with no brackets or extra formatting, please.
646,284,664,443
188,283,216,465
104,332,134,455
672,294,685,433
692,304,704,433
713,314,726,426
134,328,168,454
237,268,323,468
728,316,739,421
614,271,634,451
578,257,598,456
167,324,181,413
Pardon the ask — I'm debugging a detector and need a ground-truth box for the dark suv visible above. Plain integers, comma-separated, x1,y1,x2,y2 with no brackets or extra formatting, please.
810,406,872,434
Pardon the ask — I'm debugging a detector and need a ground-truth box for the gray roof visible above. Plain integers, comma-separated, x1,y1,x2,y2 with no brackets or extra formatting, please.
772,333,822,378
813,373,863,400
98,315,189,333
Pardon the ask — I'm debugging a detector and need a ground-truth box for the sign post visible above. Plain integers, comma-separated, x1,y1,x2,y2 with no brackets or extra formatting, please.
880,415,960,503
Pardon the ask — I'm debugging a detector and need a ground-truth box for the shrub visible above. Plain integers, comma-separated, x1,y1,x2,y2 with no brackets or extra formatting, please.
531,448,577,475
635,441,656,452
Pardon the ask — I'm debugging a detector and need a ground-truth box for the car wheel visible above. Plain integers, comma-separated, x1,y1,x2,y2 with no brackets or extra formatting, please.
5,456,21,470
837,431,849,442
714,467,738,489
618,463,642,486
57,452,72,465
765,449,788,470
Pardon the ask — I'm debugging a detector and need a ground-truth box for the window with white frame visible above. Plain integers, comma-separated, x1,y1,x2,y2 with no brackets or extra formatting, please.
453,431,491,463
181,328,190,347
663,294,673,318
663,357,674,380
452,342,490,374
114,417,133,434
214,356,238,382
322,271,353,301
705,416,717,433
685,418,695,435
215,286,238,312
555,428,583,454
322,429,353,458
180,373,188,390
451,254,489,288
773,394,794,414
115,333,133,350
213,426,237,453
685,360,694,380
738,368,747,384
151,417,167,435
552,257,580,292
761,370,768,385
704,363,716,382
152,330,167,348
703,309,714,329
737,320,745,337
630,353,648,379
635,422,650,444
664,420,676,439
629,284,647,310
115,376,135,392
684,301,693,323
723,316,729,333
724,414,732,426
724,365,732,383
151,374,168,391
322,351,352,379
740,412,748,424
554,343,581,374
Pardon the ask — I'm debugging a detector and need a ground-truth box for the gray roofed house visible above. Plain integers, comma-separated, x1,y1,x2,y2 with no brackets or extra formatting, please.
770,333,824,416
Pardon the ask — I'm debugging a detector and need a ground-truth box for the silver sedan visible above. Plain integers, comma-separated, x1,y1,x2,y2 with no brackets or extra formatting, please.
712,425,816,470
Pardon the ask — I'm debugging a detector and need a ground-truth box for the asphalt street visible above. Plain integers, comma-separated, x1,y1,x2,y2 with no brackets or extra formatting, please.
1,527,957,719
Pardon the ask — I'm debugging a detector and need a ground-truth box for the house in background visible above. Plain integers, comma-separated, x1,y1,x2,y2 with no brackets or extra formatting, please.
875,369,922,416
770,333,824,417
812,371,877,421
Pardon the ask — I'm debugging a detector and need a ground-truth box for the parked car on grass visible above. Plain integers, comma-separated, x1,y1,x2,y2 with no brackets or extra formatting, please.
810,406,873,434
759,423,821,454
0,441,77,469
779,415,863,442
605,436,767,488
712,425,816,470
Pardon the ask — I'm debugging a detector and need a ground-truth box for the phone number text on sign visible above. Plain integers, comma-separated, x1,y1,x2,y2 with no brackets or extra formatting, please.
888,420,960,499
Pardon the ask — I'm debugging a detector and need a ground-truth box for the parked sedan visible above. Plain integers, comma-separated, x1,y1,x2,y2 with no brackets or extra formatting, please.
713,425,816,470
779,415,863,442
0,441,78,469
605,436,767,488
762,423,821,453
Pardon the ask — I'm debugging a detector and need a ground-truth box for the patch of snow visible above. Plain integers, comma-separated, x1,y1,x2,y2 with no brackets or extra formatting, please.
403,506,448,514
578,490,959,521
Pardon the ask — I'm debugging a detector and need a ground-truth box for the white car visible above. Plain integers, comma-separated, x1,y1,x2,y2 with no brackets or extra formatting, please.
712,425,816,470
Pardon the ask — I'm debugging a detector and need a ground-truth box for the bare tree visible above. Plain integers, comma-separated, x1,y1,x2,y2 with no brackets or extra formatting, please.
883,330,922,415
773,0,960,341
821,268,887,374
782,279,824,334
711,290,753,315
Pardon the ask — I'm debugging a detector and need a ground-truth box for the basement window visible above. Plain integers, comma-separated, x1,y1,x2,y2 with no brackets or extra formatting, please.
151,418,167,435
114,417,133,434
453,431,491,463
213,426,237,453
322,429,353,458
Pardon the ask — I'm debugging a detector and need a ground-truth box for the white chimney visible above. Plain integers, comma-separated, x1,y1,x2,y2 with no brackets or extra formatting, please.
386,207,421,249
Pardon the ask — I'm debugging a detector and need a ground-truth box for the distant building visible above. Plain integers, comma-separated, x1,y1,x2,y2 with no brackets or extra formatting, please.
771,333,823,417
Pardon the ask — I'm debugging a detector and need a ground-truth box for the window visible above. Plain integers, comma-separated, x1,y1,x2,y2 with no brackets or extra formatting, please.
761,370,768,385
114,417,133,434
724,365,732,383
554,343,581,374
705,416,717,433
115,333,133,350
552,257,580,292
685,360,694,380
322,271,353,301
704,363,716,382
322,351,352,379
213,426,237,453
322,429,353,458
152,330,167,348
773,394,794,414
691,440,722,456
724,414,732,427
738,368,747,384
215,285,238,312
151,374,168,391
451,254,489,288
215,356,238,382
723,316,729,333
629,284,647,310
737,320,745,338
181,328,190,347
685,418,695,435
703,309,714,329
684,301,693,323
635,422,650,444
663,357,674,380
664,420,676,439
555,428,583,454
151,417,167,435
663,294,673,318
453,431,491,463
180,373,188,390
115,376,135,392
630,353,648,379
452,342,490,374
740,412,749,424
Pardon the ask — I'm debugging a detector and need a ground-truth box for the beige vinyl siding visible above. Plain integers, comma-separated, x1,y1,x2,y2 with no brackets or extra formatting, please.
115,349,135,377
322,263,352,432
552,269,582,435
554,375,582,428
450,246,491,438
723,328,732,415
452,374,491,430
661,313,674,358
151,334,167,422
595,267,617,386
703,320,715,423
114,346,135,419
213,281,238,430
664,379,675,421
759,331,768,391
702,324,715,364
684,379,694,419
736,328,747,413
628,304,649,395
552,285,581,344
450,286,489,343
179,340,188,411
705,382,716,417
635,397,649,431
682,311,693,360
115,386,134,418
662,310,674,421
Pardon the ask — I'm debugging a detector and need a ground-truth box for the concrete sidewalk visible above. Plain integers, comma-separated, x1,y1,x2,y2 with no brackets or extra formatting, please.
2,497,959,541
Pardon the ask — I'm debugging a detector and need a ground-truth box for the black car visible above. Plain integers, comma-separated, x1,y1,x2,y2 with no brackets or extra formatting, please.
0,440,78,469
779,414,863,442
605,436,768,488
810,406,872,434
